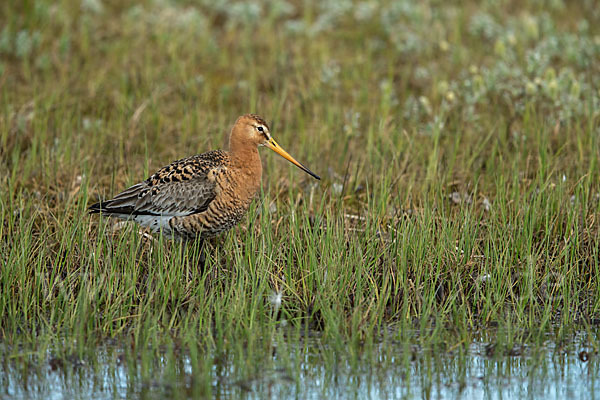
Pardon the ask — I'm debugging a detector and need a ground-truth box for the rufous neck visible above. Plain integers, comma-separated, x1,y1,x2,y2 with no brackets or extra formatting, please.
229,130,261,170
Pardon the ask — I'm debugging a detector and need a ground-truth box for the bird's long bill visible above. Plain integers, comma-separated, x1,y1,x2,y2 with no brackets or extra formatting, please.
265,138,321,180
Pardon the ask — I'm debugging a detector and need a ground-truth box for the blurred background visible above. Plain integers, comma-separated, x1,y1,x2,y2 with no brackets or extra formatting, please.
2,0,599,205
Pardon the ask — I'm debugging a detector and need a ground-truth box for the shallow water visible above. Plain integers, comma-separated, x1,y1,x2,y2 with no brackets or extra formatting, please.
2,332,599,399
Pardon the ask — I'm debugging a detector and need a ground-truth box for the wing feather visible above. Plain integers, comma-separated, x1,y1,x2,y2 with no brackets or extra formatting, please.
89,150,228,218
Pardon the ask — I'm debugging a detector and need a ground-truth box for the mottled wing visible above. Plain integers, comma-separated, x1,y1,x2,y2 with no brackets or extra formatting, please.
89,150,228,218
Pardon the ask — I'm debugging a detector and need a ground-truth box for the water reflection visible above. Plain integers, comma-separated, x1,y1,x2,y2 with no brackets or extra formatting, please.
3,335,598,399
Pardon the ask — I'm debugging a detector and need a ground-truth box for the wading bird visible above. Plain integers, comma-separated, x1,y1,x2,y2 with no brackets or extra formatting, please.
89,114,320,247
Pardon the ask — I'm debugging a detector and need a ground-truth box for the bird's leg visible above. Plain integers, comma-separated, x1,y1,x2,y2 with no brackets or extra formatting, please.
178,238,205,280
191,237,206,273
199,238,206,268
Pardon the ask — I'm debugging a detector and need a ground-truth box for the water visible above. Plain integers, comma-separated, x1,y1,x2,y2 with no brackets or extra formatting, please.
2,333,598,399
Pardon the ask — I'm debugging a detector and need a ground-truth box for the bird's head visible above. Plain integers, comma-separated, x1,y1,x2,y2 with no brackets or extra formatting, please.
231,114,320,180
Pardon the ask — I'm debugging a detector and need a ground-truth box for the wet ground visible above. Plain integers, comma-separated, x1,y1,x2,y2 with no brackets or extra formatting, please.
2,329,598,399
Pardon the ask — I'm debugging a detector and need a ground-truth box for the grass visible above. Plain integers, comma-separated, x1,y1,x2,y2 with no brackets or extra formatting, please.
1,0,600,397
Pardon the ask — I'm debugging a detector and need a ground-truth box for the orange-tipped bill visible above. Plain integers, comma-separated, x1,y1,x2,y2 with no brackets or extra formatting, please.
264,138,320,180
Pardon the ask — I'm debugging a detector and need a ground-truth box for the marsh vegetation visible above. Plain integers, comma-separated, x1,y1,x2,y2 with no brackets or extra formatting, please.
1,0,599,398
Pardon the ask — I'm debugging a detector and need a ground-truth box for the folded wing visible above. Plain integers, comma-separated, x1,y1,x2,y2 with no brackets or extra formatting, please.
89,150,228,219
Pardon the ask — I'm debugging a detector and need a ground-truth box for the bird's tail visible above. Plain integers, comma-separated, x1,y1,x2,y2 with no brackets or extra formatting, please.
88,183,148,216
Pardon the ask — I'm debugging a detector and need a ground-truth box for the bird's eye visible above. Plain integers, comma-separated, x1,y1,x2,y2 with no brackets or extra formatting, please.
257,126,264,133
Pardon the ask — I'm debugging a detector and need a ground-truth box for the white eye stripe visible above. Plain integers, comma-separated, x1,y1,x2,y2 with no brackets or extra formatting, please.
256,125,271,139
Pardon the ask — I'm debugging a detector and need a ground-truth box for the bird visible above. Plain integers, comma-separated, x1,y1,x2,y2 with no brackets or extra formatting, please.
89,114,320,244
